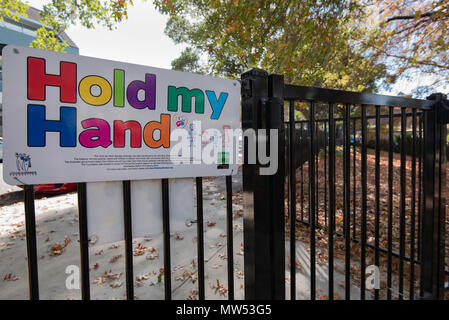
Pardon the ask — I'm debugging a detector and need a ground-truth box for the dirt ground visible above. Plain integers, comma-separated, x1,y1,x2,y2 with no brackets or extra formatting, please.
288,147,449,299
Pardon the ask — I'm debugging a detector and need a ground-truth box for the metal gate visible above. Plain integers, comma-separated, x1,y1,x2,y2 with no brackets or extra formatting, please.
241,68,448,300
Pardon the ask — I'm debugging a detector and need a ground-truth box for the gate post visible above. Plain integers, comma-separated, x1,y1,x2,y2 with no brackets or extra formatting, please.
241,69,285,299
420,93,448,299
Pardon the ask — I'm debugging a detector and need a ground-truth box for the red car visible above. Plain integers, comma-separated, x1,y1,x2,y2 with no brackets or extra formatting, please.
19,183,77,194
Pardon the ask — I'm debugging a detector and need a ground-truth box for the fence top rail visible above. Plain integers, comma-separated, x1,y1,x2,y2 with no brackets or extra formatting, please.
284,84,435,109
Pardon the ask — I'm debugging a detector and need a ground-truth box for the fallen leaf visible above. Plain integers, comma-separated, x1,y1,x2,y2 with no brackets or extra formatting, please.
49,242,65,256
104,270,121,280
93,277,106,285
133,243,147,256
3,274,20,281
110,254,122,263
110,281,122,288
206,221,216,227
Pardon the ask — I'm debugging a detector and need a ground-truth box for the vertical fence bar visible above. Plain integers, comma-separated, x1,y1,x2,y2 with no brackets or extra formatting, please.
300,123,304,222
387,106,394,300
309,101,316,300
352,117,356,239
241,69,269,300
342,120,345,236
328,103,335,300
123,180,134,300
289,99,296,300
410,108,417,300
77,182,90,300
418,115,423,263
315,120,319,227
420,93,447,299
226,175,234,300
343,104,351,300
24,185,39,300
360,105,367,300
241,69,285,299
374,106,380,300
267,74,286,300
399,108,407,300
324,121,328,227
196,177,205,300
162,178,172,300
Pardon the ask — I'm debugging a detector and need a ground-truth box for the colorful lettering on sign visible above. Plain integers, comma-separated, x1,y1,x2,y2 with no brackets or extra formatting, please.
126,73,156,110
143,114,171,148
205,90,228,120
78,75,112,106
27,104,77,147
113,69,125,107
113,120,142,148
27,57,77,103
167,86,204,114
79,118,112,148
25,56,229,149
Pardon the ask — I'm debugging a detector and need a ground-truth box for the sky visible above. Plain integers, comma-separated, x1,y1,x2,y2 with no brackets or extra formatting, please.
26,0,185,69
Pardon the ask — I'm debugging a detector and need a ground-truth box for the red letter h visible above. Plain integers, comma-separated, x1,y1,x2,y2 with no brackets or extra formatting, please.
27,57,77,103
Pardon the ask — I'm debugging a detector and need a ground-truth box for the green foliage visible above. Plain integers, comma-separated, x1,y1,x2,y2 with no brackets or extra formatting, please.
0,0,132,52
0,0,28,22
4,0,446,94
30,27,68,52
171,47,205,74
40,0,132,31
153,0,389,92
365,130,421,156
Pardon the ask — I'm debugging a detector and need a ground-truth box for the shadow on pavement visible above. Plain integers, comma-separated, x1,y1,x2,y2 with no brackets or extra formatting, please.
0,190,24,207
0,190,71,207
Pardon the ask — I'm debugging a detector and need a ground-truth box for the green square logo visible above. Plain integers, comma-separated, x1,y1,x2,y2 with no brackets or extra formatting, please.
217,152,229,165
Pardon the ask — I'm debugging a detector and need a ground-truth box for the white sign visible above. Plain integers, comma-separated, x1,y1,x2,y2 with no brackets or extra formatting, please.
2,46,240,185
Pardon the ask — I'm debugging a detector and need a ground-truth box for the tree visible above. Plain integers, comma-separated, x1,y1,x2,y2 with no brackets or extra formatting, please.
358,0,449,93
153,0,389,92
0,0,133,52
0,0,27,19
4,0,447,94
171,47,204,73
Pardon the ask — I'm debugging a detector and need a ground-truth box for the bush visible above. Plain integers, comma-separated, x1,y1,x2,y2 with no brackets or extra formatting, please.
365,131,421,156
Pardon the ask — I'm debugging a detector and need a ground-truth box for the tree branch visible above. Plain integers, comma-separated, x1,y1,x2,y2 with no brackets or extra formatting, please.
375,47,449,70
386,11,440,23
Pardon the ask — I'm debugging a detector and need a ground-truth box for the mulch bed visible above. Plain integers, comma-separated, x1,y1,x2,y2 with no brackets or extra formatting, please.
285,148,449,299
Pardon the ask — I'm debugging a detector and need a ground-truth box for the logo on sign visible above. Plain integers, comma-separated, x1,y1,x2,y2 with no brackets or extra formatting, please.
15,153,32,172
172,114,188,129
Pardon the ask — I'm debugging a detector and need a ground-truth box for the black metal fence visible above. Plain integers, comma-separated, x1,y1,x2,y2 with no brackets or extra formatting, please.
22,176,236,300
241,69,448,300
18,68,449,300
